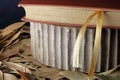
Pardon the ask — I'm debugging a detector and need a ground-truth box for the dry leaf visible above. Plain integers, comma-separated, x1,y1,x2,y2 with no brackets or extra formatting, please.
95,74,120,80
2,62,31,74
0,47,19,61
38,67,62,80
1,22,26,38
95,65,120,80
5,39,20,49
4,73,18,80
60,65,120,80
18,71,29,80
0,31,16,43
100,65,120,76
4,29,22,48
60,71,89,80
18,53,45,68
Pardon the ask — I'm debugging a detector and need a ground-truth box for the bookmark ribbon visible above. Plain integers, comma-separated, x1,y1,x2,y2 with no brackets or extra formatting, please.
72,10,103,77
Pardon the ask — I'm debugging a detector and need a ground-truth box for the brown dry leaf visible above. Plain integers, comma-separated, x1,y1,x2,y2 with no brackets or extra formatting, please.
1,22,26,38
4,73,18,80
17,54,63,80
5,39,20,50
37,67,62,80
2,62,31,74
18,71,29,80
60,65,120,80
60,71,89,80
0,31,16,43
4,29,22,48
18,53,45,68
0,47,19,61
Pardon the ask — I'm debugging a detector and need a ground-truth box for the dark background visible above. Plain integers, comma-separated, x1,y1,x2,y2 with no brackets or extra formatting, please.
0,0,25,29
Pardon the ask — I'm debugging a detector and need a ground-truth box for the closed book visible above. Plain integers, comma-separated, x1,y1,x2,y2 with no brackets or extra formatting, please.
20,0,120,28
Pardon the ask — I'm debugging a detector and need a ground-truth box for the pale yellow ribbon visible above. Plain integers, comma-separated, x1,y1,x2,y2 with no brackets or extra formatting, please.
72,10,103,77
88,11,103,77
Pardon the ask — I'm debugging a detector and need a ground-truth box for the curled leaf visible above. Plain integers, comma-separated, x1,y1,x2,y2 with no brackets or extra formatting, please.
2,62,31,74
1,22,26,38
100,65,120,76
4,29,22,48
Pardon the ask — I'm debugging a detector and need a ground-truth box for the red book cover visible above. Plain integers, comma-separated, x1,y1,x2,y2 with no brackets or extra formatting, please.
20,0,120,10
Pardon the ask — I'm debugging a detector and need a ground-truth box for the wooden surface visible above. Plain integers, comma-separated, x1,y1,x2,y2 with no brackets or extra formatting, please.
20,0,120,10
